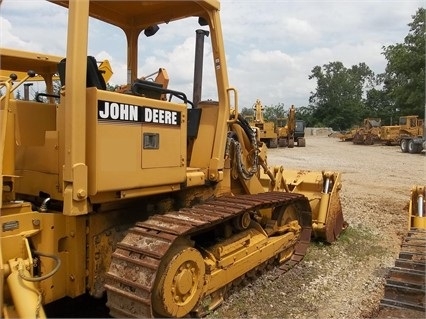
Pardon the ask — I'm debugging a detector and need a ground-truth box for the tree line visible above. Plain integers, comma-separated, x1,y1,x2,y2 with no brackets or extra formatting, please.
242,8,425,131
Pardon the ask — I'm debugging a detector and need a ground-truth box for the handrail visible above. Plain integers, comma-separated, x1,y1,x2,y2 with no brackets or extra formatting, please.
0,71,36,102
131,81,194,108
226,87,238,123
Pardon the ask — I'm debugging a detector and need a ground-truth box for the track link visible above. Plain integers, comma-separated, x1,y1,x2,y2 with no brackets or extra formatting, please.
105,191,312,318
380,228,426,312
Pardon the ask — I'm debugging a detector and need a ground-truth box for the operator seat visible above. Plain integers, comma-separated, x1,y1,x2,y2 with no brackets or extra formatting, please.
57,56,106,90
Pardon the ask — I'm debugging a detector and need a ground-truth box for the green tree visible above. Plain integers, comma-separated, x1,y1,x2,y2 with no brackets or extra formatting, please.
296,105,316,127
308,61,375,130
106,83,120,91
240,106,254,119
381,7,425,118
364,86,397,125
263,103,286,123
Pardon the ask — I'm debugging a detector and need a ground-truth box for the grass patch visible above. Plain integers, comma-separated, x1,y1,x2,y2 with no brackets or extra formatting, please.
339,225,376,242
337,226,388,260
304,226,389,263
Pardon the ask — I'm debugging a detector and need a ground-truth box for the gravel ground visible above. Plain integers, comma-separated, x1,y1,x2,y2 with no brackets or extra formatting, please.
207,135,425,319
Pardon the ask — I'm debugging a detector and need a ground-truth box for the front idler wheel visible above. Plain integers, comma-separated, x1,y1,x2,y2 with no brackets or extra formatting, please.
152,241,205,318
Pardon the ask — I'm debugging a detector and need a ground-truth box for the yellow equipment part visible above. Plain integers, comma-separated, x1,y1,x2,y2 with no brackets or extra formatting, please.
97,60,113,83
0,47,112,84
5,259,47,319
262,167,346,243
105,192,313,318
0,59,113,83
409,185,426,229
380,186,426,311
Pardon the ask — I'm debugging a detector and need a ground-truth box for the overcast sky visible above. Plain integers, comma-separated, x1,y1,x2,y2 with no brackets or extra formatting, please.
1,0,423,109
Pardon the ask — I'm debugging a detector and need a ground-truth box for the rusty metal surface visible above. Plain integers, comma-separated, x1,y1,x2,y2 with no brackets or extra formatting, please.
380,228,426,312
104,191,312,318
324,194,347,243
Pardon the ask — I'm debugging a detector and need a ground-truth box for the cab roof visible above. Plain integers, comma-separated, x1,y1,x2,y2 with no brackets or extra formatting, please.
49,0,220,31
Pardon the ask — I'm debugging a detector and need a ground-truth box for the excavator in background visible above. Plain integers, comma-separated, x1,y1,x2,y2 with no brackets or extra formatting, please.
352,118,381,145
276,105,306,148
380,115,424,146
247,99,278,148
380,185,426,313
0,1,346,318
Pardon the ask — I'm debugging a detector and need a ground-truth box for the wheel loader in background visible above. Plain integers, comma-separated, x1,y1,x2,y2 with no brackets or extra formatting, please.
380,115,424,145
247,99,278,148
380,185,426,313
276,105,306,148
0,1,346,318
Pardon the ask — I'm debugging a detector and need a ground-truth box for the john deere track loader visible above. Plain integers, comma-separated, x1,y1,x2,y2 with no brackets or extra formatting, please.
0,1,346,318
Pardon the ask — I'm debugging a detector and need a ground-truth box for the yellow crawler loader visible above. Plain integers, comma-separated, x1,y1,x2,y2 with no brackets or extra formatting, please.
0,1,346,318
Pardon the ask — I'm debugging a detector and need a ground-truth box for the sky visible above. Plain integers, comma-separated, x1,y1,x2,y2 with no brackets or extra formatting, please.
0,0,423,110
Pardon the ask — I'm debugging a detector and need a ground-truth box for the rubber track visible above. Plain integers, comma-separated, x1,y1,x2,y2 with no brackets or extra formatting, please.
380,228,426,312
105,191,312,318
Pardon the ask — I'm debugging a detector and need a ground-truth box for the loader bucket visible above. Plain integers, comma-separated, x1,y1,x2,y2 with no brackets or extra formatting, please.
263,167,347,243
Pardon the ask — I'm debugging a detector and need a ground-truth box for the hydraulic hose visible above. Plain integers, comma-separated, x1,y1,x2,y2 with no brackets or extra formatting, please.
18,251,61,282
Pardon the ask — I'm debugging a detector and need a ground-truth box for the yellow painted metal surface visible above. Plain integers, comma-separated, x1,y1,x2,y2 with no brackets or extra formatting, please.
6,259,46,319
380,115,424,144
0,48,61,80
248,99,278,144
409,185,426,230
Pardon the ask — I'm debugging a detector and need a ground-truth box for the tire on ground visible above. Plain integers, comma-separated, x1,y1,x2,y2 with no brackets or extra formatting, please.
269,138,278,148
400,139,409,153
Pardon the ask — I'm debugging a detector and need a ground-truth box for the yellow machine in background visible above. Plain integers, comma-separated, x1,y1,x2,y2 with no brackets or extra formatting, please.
352,118,381,145
276,105,306,148
400,134,426,154
1,1,346,318
380,186,426,312
380,115,424,145
338,127,358,142
247,99,278,148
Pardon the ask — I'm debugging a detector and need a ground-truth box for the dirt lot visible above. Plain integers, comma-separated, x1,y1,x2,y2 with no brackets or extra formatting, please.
207,135,425,319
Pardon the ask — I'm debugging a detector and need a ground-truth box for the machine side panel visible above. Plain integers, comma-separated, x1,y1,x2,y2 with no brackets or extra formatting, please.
86,89,187,195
